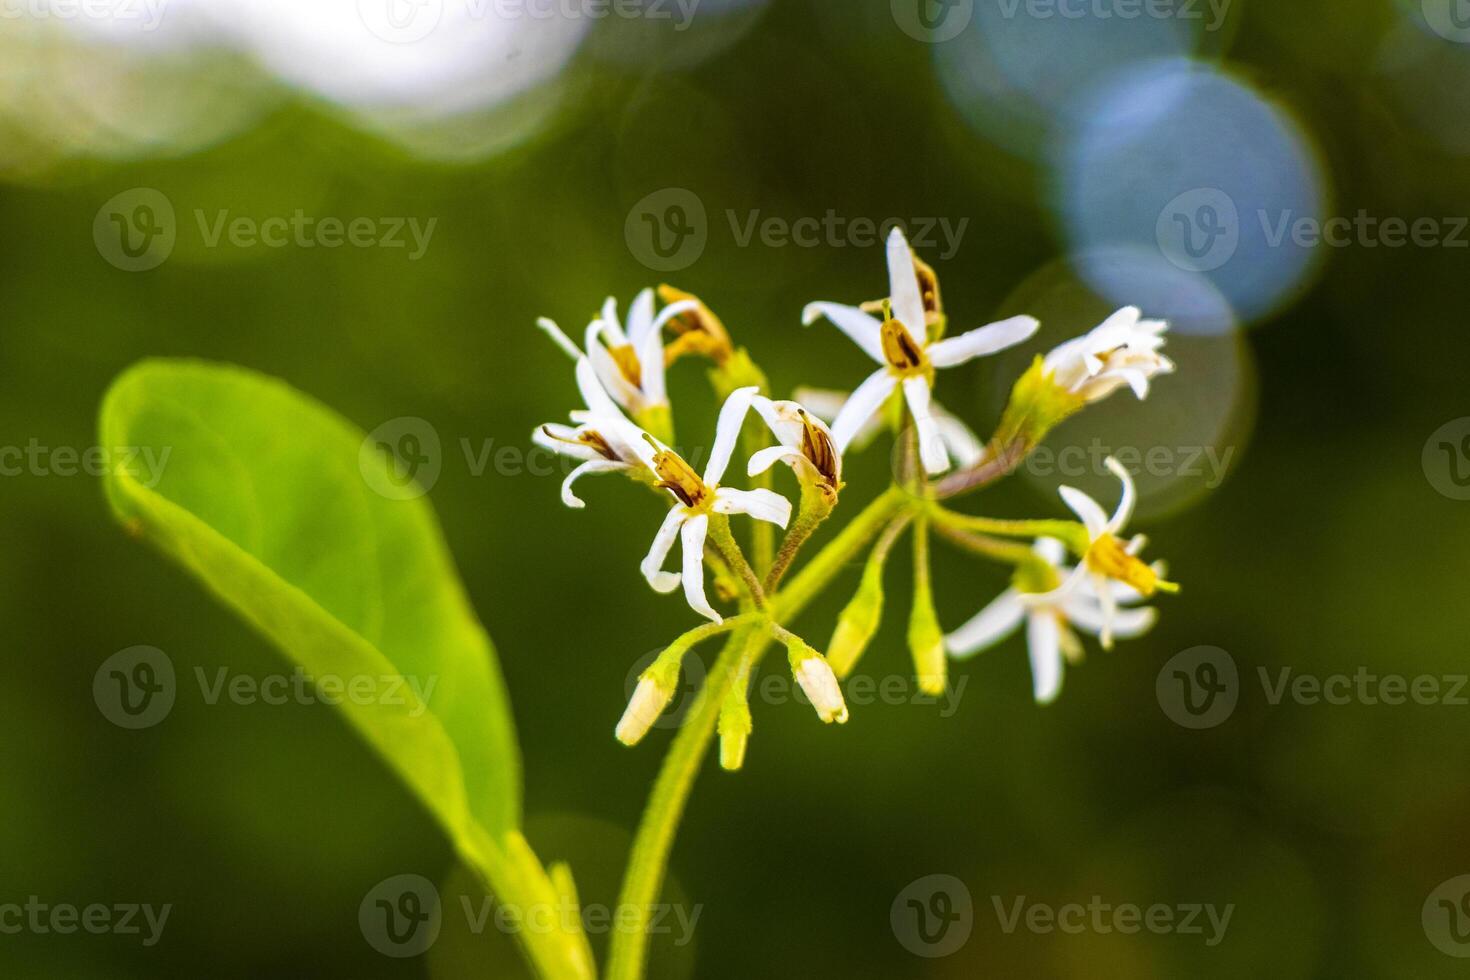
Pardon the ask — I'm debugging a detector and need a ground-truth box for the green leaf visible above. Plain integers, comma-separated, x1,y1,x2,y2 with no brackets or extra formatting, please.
99,358,593,979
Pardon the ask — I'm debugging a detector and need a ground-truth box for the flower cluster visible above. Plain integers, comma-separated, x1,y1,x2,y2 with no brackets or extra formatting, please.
534,228,1178,767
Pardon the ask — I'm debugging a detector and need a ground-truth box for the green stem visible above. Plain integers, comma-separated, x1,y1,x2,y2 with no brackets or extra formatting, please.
606,626,755,980
930,509,1089,554
606,486,907,980
763,484,833,594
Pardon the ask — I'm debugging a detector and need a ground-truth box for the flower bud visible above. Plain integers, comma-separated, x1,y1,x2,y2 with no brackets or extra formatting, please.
616,677,674,746
718,683,752,771
786,639,849,725
908,586,947,696
827,561,884,678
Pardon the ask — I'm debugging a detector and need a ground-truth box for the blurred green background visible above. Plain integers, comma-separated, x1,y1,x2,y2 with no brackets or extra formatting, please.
4,0,1470,976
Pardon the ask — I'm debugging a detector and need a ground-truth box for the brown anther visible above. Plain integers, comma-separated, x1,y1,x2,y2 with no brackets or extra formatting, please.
541,425,619,461
658,284,733,365
880,318,929,374
647,439,710,510
797,409,842,497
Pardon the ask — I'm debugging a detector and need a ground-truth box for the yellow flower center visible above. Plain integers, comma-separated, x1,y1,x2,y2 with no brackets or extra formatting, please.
607,344,643,388
651,446,712,511
1084,534,1176,596
880,319,930,377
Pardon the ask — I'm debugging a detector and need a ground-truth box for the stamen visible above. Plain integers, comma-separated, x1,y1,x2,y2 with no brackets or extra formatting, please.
607,343,643,388
645,436,709,509
1085,534,1171,596
880,318,928,373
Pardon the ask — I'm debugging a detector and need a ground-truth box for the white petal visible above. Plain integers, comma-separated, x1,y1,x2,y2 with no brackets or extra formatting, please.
641,508,685,593
1026,611,1064,704
886,226,927,336
1103,456,1136,533
680,514,721,623
625,288,657,346
830,369,897,452
1093,572,1118,649
561,459,627,508
1058,485,1109,537
751,397,805,448
902,376,949,475
946,588,1026,658
790,386,849,423
1089,306,1141,348
1065,597,1156,638
802,302,886,364
1033,536,1067,566
713,487,792,528
575,356,623,419
926,315,1040,368
637,318,667,405
586,334,640,410
703,386,758,484
537,317,582,360
746,445,804,477
931,403,985,469
599,296,627,346
650,297,700,336
534,424,599,462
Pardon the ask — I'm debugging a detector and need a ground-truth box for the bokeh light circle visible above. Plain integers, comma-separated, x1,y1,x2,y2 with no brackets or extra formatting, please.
1053,58,1328,323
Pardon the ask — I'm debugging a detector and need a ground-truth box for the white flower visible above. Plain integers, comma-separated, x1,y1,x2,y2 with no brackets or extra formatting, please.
533,357,650,508
802,227,1038,474
1042,456,1176,646
632,386,792,623
537,288,698,417
792,385,985,468
747,396,843,500
1043,306,1174,403
945,538,1157,703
